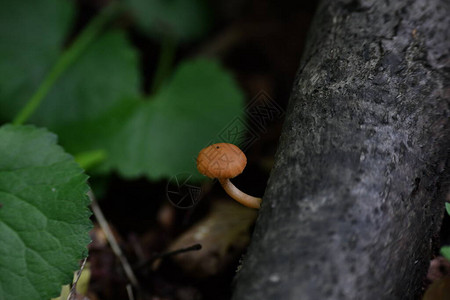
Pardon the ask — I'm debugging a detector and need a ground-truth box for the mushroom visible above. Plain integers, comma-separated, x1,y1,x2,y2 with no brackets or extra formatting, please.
196,143,262,209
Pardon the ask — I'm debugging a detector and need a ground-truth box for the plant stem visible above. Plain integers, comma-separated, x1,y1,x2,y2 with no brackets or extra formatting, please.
13,1,123,126
89,191,141,289
74,149,107,170
151,36,176,94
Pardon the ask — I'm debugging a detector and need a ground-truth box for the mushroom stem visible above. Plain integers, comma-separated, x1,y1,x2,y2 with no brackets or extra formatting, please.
219,178,262,209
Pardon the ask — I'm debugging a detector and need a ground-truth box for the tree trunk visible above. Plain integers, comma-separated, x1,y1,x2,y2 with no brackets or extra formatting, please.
232,0,450,299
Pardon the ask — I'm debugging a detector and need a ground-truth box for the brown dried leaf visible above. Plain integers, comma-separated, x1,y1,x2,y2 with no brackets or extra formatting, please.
166,200,257,278
423,276,450,300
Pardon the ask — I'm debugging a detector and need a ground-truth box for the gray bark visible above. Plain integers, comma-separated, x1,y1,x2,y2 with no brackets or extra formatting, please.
232,0,450,299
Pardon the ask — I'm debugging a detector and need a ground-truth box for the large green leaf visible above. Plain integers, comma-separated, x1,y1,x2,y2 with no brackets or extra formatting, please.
30,31,140,128
0,28,141,161
0,0,74,120
125,0,211,41
0,0,243,181
0,124,91,300
107,59,246,180
56,59,245,180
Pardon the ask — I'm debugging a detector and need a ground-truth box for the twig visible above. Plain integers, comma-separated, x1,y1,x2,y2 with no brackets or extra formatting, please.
153,243,202,260
67,257,87,300
88,191,140,289
126,284,135,300
135,243,202,271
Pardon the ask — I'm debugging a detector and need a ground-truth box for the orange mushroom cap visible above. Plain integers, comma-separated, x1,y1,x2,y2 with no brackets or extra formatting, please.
196,143,247,179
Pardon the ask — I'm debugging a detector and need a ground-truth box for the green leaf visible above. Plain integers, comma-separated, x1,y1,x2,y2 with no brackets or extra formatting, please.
107,58,246,180
25,30,140,163
0,124,91,300
125,0,211,42
0,29,141,159
0,0,74,120
55,97,140,160
441,246,450,261
31,30,140,128
33,58,245,181
0,7,243,181
446,203,450,216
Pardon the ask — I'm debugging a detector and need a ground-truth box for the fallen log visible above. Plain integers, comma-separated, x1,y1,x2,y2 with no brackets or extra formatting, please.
232,0,450,299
